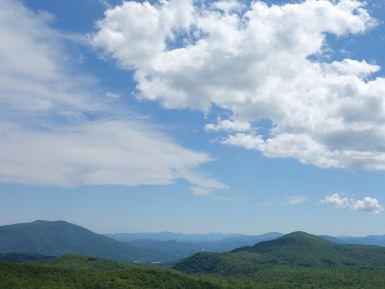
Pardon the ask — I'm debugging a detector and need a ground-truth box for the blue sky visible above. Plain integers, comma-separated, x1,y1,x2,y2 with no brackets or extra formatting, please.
1,0,385,236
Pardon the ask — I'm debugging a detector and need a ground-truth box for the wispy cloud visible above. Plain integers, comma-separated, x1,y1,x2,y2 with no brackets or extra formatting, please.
286,195,308,206
0,0,225,195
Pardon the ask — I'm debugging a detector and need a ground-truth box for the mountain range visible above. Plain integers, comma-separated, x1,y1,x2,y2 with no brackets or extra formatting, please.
2,220,385,265
108,230,385,261
107,231,385,248
3,226,385,289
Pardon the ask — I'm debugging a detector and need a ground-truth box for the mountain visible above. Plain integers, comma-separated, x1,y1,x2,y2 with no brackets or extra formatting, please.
175,231,385,275
0,220,170,263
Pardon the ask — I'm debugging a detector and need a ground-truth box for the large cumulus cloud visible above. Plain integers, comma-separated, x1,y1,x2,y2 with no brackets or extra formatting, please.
93,0,385,171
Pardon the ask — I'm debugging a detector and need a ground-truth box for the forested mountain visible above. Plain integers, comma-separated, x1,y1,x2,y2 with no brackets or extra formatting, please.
0,220,169,263
175,231,385,275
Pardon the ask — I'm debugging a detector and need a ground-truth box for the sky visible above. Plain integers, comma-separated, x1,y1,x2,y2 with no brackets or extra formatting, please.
1,0,385,236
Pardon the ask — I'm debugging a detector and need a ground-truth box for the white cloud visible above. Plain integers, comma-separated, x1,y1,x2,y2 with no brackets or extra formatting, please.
320,193,351,208
321,193,383,214
352,197,384,214
286,195,307,205
93,0,385,172
329,59,380,78
93,0,194,69
205,118,251,132
0,120,220,188
0,0,225,194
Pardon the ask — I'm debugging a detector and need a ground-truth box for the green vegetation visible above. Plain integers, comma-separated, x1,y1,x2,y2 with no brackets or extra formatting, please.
204,266,385,289
0,255,225,289
2,254,385,289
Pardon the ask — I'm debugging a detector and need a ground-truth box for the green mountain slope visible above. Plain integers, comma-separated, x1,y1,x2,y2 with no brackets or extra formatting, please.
0,255,226,289
0,220,168,263
175,231,385,275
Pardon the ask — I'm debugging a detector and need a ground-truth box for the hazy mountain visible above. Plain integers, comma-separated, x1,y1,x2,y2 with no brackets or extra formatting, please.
108,232,284,258
0,220,170,263
323,235,385,247
175,231,385,275
106,232,245,242
109,231,385,249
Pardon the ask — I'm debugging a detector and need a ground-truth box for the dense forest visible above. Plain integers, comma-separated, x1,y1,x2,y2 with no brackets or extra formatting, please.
0,255,224,289
2,254,385,289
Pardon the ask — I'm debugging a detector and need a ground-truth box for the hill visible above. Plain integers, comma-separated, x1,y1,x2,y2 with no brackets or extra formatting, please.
0,220,170,263
175,231,385,275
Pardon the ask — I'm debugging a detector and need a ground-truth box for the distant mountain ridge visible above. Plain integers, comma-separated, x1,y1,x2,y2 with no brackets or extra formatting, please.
107,232,282,242
175,232,385,275
321,234,385,247
106,232,245,242
107,231,385,247
107,232,283,258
